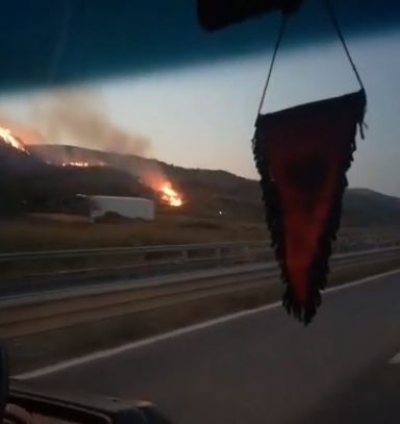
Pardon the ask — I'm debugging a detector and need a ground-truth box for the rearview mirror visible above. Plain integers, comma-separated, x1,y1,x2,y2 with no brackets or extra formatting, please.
6,380,172,424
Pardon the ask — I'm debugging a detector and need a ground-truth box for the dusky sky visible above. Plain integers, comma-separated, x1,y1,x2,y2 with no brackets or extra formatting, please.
0,0,399,195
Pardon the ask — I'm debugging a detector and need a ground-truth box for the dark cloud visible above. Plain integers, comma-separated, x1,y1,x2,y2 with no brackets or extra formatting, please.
1,0,399,91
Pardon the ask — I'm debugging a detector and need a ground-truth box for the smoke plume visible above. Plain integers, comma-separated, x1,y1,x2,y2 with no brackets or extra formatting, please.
29,89,181,202
33,89,151,156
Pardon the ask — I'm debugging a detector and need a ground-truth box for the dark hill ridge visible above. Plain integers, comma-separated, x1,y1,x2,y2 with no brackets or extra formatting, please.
4,143,400,227
0,140,152,216
342,188,400,227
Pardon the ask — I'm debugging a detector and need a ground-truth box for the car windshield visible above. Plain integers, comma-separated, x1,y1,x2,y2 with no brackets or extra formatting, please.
1,1,400,424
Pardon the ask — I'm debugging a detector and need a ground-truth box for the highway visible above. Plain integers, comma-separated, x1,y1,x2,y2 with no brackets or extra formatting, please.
22,271,400,424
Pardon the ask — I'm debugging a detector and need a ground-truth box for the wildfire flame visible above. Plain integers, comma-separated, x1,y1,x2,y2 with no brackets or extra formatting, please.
0,127,30,155
160,182,183,207
61,161,105,168
62,161,90,168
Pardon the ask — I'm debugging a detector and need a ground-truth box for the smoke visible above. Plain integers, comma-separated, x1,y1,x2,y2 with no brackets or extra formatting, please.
32,89,151,156
29,89,180,200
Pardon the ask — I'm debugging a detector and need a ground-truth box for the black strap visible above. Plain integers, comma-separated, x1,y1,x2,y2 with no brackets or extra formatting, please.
256,1,365,123
255,15,287,123
47,0,72,85
323,0,365,92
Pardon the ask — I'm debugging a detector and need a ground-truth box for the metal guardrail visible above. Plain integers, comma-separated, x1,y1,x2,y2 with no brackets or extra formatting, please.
0,241,270,261
0,238,398,299
0,241,273,282
3,246,399,307
0,241,275,296
1,238,399,261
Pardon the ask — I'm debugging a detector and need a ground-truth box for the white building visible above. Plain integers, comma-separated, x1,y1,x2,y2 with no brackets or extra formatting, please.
80,195,155,221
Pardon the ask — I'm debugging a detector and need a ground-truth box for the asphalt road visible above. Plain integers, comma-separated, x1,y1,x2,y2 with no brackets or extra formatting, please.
28,271,400,424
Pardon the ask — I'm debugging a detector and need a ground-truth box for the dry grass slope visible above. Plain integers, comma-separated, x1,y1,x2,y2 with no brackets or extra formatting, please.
0,216,269,252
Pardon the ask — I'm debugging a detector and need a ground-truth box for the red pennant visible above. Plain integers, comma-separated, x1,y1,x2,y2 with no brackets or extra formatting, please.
253,90,366,323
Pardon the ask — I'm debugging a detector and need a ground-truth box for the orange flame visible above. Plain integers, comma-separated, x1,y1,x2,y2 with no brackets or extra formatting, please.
160,182,183,207
62,161,90,168
61,161,105,168
0,127,30,155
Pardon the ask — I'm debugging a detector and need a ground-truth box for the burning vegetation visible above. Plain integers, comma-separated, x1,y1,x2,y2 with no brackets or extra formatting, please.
0,127,30,155
159,182,183,207
62,161,90,168
61,160,105,168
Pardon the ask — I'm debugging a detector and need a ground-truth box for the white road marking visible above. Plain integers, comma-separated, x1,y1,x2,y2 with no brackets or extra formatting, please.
15,268,400,380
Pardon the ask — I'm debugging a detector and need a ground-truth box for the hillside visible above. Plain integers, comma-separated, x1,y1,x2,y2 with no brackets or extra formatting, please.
0,141,153,216
343,189,400,227
29,144,263,221
27,144,400,228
